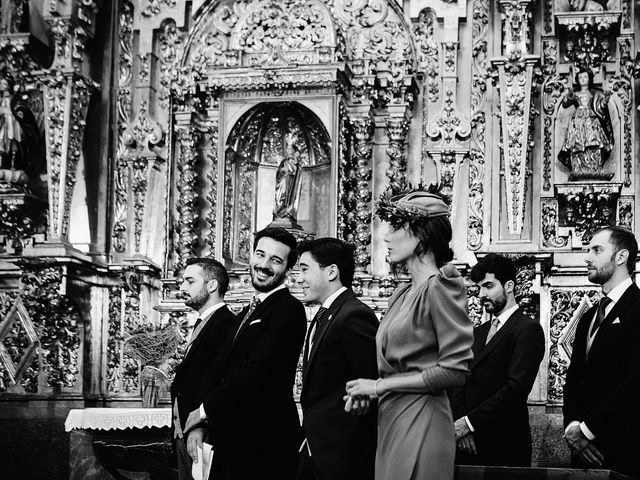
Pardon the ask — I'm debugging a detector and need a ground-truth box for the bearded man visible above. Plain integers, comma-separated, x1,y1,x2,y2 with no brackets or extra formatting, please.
563,226,640,478
184,227,307,480
171,257,235,480
450,253,545,467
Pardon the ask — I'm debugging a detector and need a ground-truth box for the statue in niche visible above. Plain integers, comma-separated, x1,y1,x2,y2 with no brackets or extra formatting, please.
558,68,614,181
273,130,303,224
0,78,46,195
567,0,606,11
0,0,27,33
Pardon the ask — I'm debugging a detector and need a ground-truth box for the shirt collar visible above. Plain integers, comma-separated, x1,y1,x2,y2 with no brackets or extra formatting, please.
322,286,348,309
495,304,519,327
198,302,226,321
254,283,287,303
605,277,633,304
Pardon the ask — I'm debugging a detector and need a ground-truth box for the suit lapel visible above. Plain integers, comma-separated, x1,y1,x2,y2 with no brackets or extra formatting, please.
472,309,521,366
588,283,638,357
174,308,220,378
304,290,354,382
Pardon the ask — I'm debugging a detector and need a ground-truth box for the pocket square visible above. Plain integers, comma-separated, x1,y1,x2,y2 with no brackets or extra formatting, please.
249,319,262,326
612,318,621,325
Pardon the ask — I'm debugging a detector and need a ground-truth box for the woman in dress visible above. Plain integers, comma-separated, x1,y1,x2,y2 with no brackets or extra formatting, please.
345,184,474,480
558,67,614,180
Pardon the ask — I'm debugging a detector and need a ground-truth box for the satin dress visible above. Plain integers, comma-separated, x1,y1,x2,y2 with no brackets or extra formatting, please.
375,264,474,480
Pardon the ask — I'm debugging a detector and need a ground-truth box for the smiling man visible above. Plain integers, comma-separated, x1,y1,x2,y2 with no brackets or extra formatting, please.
450,253,545,467
296,238,378,480
184,227,307,480
563,226,640,478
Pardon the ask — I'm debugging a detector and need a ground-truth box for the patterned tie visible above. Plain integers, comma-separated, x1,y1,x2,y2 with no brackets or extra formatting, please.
590,296,612,336
485,317,500,345
306,307,328,359
234,296,261,340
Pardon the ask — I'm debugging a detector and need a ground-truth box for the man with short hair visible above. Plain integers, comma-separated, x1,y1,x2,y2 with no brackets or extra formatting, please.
563,226,640,478
171,257,235,480
185,227,307,480
296,238,378,480
451,253,545,467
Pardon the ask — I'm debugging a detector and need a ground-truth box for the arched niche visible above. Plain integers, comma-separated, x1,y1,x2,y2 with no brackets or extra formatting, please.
221,101,333,267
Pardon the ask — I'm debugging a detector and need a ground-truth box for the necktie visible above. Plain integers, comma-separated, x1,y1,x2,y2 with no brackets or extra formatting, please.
184,317,204,355
306,307,328,359
590,296,612,336
234,296,261,340
485,317,500,345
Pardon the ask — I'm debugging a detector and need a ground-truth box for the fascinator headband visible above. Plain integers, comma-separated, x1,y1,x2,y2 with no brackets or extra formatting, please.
376,180,450,227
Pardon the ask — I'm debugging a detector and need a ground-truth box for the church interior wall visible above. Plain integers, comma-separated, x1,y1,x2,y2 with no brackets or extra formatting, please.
0,0,639,477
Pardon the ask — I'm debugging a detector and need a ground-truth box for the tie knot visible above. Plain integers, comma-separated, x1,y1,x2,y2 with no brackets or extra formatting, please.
315,306,328,322
599,296,612,310
250,296,261,309
492,317,500,327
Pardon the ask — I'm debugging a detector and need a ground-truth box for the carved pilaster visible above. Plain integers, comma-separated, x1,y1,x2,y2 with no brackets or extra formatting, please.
17,258,82,390
158,19,186,112
425,36,470,222
173,121,200,270
414,9,440,104
205,106,220,257
541,39,565,192
468,0,490,251
42,74,96,241
385,114,410,191
338,102,356,244
610,38,633,188
491,0,539,235
41,8,98,242
349,113,373,273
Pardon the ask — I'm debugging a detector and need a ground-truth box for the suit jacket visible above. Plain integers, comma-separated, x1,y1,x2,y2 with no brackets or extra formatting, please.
197,288,307,480
451,308,545,467
563,282,640,478
170,305,235,435
300,289,378,480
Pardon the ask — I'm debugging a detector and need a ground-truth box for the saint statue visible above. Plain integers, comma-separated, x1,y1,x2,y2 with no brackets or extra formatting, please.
0,78,45,194
567,0,606,11
273,130,303,224
558,68,614,181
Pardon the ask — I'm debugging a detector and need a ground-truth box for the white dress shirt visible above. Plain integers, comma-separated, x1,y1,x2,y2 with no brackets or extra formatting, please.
464,303,520,432
566,276,633,441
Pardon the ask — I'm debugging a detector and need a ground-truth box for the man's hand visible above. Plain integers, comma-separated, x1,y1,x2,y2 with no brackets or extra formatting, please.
184,408,204,434
578,443,604,467
564,423,589,452
457,433,477,455
454,418,471,440
564,423,604,467
186,427,208,463
343,394,371,415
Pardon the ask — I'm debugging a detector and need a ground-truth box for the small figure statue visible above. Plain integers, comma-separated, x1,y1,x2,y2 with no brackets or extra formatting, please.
567,0,606,12
558,68,614,181
273,130,303,223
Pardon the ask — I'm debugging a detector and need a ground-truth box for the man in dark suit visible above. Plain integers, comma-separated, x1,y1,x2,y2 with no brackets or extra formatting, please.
295,238,378,480
171,257,235,480
451,253,545,467
184,227,307,480
563,226,640,478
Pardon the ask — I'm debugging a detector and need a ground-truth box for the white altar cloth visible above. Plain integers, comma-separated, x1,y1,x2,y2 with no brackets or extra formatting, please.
65,408,172,432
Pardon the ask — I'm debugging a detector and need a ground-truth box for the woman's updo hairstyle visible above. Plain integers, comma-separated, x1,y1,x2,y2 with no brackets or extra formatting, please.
376,181,453,268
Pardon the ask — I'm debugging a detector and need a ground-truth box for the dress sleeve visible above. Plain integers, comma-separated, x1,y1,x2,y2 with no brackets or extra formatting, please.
421,266,474,393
